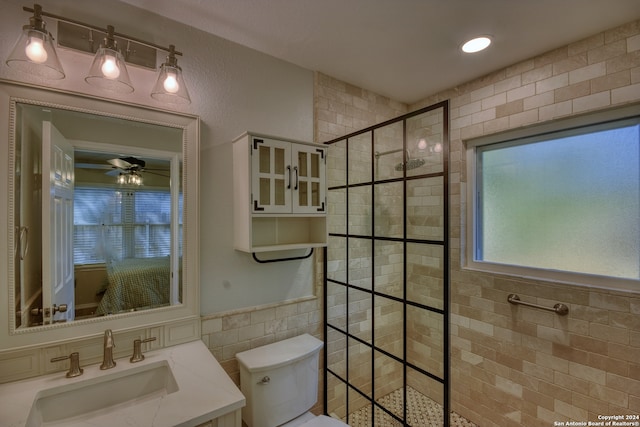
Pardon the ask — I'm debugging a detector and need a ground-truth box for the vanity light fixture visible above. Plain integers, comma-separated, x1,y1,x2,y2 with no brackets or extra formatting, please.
151,45,191,104
461,36,492,53
6,4,191,104
5,4,65,79
85,25,134,94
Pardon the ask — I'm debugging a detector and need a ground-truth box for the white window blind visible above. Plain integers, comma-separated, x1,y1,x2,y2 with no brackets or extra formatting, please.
74,187,179,265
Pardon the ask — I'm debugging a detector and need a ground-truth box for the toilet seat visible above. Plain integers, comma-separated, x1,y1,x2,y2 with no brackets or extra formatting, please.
280,413,348,427
300,415,349,427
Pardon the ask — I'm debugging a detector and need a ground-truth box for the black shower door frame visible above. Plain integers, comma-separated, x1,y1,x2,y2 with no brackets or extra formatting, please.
323,100,450,426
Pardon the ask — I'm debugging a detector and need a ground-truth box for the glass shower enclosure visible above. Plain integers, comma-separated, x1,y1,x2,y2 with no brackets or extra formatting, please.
323,101,450,426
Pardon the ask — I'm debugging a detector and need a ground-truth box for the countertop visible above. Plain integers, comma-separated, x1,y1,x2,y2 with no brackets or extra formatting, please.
0,339,245,427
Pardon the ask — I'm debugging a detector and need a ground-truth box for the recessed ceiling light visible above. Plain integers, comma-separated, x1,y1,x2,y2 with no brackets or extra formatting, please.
461,36,492,53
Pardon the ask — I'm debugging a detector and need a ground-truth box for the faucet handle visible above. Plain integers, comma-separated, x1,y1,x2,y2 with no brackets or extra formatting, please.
50,352,83,378
130,337,157,363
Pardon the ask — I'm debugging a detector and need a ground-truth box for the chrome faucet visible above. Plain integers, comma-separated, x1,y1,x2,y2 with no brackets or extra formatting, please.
100,329,116,370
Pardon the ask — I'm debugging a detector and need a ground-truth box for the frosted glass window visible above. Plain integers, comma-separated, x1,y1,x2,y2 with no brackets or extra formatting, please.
475,119,640,280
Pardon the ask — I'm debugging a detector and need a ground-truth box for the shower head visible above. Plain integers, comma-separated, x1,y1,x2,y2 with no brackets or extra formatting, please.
395,157,425,171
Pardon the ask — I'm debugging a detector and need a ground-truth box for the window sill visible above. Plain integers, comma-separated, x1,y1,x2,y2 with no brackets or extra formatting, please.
462,260,640,295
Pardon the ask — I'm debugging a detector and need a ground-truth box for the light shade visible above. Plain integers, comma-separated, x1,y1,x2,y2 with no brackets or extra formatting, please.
6,5,65,79
85,26,134,94
85,46,134,93
151,46,191,104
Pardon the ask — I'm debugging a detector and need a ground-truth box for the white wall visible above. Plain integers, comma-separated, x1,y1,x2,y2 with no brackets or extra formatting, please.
0,0,316,315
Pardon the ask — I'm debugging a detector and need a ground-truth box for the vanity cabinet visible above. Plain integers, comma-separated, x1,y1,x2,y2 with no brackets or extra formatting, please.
233,132,327,252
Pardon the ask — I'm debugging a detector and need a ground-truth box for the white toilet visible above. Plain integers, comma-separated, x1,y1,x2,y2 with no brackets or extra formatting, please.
236,333,348,427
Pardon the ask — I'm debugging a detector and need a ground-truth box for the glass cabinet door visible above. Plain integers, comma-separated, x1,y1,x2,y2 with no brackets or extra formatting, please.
251,137,291,213
293,144,326,214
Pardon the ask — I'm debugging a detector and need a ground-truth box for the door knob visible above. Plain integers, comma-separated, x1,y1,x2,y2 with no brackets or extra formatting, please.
31,304,68,317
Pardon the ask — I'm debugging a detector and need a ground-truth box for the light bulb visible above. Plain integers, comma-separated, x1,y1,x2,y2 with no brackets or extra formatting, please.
163,72,180,93
417,138,428,151
433,142,443,153
462,36,491,53
25,37,47,63
101,54,120,79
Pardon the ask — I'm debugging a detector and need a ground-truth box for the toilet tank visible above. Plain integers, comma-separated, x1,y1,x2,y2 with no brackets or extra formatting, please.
236,334,323,427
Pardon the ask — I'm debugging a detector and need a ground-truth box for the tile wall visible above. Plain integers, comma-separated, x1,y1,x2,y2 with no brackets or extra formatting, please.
314,19,640,427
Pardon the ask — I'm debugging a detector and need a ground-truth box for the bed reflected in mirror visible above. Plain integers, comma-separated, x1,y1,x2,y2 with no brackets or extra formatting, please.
14,102,183,328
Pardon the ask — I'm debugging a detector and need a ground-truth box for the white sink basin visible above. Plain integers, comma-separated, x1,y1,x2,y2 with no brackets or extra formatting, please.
27,361,178,426
0,340,245,427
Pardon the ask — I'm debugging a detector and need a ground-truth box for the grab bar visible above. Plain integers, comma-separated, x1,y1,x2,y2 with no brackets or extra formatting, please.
507,293,569,316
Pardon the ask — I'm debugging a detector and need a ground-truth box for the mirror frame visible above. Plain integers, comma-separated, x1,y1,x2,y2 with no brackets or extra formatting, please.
0,79,200,351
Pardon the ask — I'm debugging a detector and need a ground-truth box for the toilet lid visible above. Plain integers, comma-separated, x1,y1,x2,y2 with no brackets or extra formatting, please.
301,415,349,427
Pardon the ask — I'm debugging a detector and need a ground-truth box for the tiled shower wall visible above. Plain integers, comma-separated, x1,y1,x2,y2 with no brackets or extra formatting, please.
323,103,448,421
315,19,640,427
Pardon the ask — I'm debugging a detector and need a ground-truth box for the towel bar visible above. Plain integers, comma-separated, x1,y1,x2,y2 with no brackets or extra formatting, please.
507,293,569,316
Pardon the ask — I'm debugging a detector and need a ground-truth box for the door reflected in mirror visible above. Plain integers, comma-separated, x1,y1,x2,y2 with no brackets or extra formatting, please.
14,103,183,328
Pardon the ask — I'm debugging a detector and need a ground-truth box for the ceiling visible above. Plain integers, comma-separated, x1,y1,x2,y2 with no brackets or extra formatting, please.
120,0,640,104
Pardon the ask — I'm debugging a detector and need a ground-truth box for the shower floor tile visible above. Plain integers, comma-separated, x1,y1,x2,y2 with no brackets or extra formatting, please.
346,386,477,427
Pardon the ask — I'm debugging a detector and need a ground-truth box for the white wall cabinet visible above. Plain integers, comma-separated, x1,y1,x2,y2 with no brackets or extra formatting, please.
233,132,327,253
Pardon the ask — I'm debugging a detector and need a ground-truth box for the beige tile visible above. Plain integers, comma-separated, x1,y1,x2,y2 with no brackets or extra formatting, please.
607,50,640,73
589,292,631,312
569,334,609,356
534,47,569,68
507,83,536,102
568,33,605,56
608,342,639,363
555,399,589,421
569,362,606,385
522,64,553,85
553,54,588,75
606,372,640,396
539,100,572,121
569,61,607,84
589,383,628,406
589,323,629,345
605,20,640,44
552,343,589,365
587,39,627,64
509,109,539,128
612,81,640,104
536,73,569,94
628,34,640,52
496,99,524,118
572,90,611,113
523,91,555,110
554,81,591,103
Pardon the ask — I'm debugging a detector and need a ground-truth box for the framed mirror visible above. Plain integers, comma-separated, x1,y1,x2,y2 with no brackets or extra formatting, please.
0,80,200,351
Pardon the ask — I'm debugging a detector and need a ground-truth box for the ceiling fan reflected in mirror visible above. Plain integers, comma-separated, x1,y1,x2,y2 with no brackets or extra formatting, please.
75,154,170,186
